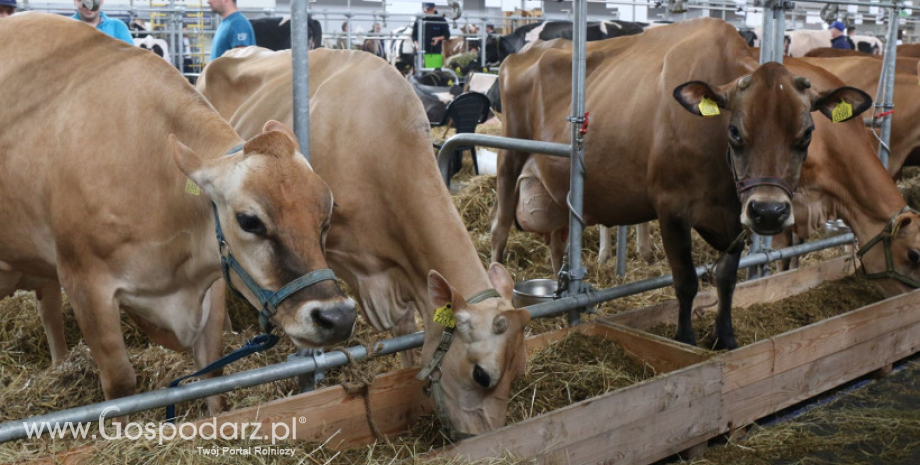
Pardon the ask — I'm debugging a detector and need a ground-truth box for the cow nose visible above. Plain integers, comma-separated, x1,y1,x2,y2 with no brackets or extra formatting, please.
747,200,791,234
310,302,357,341
472,364,492,389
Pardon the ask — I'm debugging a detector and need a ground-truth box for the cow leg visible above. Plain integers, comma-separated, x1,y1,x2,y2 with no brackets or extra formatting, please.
36,284,68,365
490,151,529,263
636,222,653,261
658,217,698,346
192,285,229,415
394,311,420,367
772,231,793,271
597,225,612,265
711,249,742,351
67,283,136,401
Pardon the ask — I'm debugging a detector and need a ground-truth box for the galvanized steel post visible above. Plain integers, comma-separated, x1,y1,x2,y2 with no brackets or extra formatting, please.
875,1,900,170
563,0,589,326
292,0,311,162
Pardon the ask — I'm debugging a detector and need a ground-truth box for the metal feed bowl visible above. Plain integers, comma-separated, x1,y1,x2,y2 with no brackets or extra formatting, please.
513,279,558,308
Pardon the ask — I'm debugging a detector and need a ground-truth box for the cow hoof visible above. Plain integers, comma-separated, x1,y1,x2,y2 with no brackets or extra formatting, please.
710,331,739,351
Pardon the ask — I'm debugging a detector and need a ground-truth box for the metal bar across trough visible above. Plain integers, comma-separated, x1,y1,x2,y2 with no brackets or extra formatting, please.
0,233,854,443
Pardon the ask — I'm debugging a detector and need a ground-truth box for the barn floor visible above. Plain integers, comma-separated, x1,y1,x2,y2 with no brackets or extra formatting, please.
664,355,920,465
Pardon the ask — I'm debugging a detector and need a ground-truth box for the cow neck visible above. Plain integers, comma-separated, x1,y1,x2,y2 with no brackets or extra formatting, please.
814,149,906,246
402,189,494,325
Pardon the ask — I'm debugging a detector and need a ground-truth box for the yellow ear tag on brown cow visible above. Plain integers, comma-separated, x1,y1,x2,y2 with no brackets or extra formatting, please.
448,79,454,86
185,178,201,196
698,97,720,117
433,303,456,328
832,100,853,123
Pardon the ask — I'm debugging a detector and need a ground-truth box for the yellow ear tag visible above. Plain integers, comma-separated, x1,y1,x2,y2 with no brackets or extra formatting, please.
698,97,720,117
433,303,456,328
455,67,461,73
832,100,853,123
185,178,201,196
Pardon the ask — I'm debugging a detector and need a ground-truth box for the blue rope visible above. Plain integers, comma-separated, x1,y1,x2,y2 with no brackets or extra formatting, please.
165,333,279,422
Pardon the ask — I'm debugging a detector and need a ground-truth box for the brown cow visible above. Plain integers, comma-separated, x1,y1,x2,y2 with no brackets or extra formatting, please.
492,18,873,350
897,43,920,58
801,56,920,175
804,48,920,75
197,47,530,436
0,14,356,411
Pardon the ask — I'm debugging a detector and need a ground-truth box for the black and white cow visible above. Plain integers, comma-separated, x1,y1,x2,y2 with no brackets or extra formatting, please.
250,16,323,51
484,20,651,64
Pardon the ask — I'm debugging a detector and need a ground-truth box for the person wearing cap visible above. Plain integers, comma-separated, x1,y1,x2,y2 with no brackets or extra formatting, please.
485,23,496,37
208,0,255,60
0,0,16,18
830,21,852,50
72,0,134,44
411,2,450,69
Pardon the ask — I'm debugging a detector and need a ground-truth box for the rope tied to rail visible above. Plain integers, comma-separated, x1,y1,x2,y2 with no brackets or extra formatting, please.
338,338,387,443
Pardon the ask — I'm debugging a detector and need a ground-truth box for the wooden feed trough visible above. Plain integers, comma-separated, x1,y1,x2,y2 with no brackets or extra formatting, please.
31,256,920,464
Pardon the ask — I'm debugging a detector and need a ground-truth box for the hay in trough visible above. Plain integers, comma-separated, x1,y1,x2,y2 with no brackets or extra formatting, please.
646,275,885,350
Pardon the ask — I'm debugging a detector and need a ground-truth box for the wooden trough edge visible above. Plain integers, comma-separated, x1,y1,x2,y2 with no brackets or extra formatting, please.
23,257,918,465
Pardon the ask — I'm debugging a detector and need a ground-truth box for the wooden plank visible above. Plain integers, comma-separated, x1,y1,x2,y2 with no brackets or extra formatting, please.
194,367,429,449
534,390,721,465
593,320,711,373
606,256,854,332
723,319,920,428
722,289,920,391
434,362,722,463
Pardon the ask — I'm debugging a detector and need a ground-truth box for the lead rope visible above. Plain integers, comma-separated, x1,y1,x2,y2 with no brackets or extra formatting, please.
339,338,386,442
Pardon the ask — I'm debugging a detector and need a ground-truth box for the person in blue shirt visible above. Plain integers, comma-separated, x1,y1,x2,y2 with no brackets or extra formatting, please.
829,21,852,50
208,0,255,60
71,0,134,45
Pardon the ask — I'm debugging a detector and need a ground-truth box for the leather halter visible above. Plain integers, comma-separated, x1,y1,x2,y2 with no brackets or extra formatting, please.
726,147,797,199
211,144,339,334
416,288,503,442
856,205,920,289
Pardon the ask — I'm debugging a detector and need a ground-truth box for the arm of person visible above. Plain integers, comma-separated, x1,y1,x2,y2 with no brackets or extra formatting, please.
229,21,256,49
113,20,135,45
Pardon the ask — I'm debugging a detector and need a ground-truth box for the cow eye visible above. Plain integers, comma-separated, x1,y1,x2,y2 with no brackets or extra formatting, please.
236,213,266,236
728,125,742,144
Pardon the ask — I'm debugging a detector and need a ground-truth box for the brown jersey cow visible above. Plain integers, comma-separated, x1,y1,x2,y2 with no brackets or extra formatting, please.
197,47,529,436
0,14,356,412
492,18,877,350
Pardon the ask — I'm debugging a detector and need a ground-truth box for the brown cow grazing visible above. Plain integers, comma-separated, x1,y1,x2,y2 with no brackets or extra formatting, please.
197,47,530,436
801,56,920,175
897,43,920,58
492,18,872,350
0,14,356,412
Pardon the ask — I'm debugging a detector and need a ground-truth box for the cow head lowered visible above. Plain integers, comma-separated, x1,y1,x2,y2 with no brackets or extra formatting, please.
673,62,871,235
424,263,530,437
172,120,357,347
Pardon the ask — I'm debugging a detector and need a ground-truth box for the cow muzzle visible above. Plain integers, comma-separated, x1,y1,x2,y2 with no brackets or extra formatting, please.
742,197,793,235
287,298,357,348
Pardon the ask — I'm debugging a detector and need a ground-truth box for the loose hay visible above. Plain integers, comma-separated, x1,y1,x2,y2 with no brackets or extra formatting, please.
646,275,885,350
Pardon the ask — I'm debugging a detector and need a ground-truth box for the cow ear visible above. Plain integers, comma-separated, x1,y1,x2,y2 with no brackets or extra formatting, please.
673,81,729,117
487,262,515,303
170,134,220,194
262,120,301,152
811,86,872,123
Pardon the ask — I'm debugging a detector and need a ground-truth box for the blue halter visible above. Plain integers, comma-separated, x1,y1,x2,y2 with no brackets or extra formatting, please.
210,144,338,334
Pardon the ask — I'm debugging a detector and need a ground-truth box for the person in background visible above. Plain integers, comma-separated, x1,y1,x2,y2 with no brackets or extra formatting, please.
411,2,450,69
0,0,16,18
208,0,255,60
845,26,857,50
485,23,496,37
72,0,134,44
829,20,852,50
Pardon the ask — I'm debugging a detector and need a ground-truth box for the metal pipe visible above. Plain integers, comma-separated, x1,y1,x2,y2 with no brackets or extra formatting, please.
437,134,572,186
616,225,627,277
876,3,900,170
773,2,785,64
292,0,311,162
565,0,589,327
527,232,855,319
0,233,855,443
0,332,426,443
